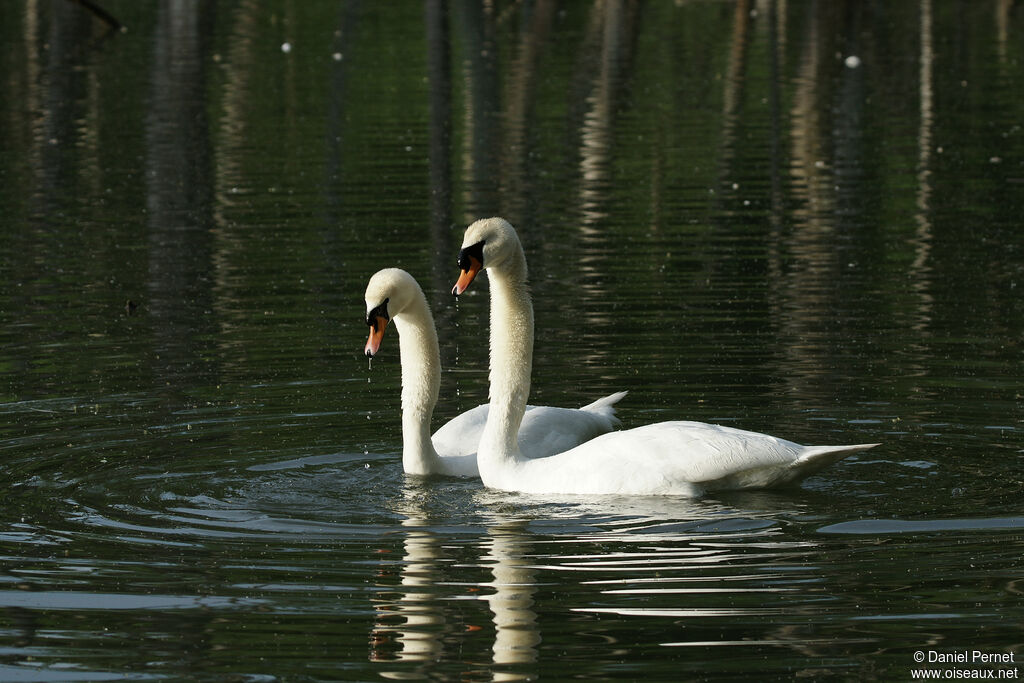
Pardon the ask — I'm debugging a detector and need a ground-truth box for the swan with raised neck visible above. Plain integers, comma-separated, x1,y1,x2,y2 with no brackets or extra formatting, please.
451,218,880,495
453,219,534,479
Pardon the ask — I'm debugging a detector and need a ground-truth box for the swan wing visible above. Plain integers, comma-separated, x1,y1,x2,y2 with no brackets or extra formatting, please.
517,391,626,459
432,391,627,462
431,404,490,457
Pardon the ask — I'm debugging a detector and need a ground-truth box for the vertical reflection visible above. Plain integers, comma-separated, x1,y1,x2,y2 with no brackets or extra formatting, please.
911,0,934,332
370,515,447,666
484,524,540,677
571,1,636,293
453,1,500,219
774,1,834,399
145,0,217,394
717,0,751,174
995,0,1012,63
370,487,454,675
765,0,785,254
210,0,259,363
549,0,638,385
787,1,831,232
369,496,541,679
425,0,460,325
29,1,93,218
575,0,628,228
500,0,556,225
426,0,453,234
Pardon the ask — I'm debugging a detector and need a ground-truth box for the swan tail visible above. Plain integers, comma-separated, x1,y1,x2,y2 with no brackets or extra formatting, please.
790,442,880,478
579,391,628,426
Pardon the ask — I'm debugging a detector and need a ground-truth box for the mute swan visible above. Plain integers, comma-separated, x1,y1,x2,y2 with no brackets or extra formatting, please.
364,268,625,477
451,217,879,496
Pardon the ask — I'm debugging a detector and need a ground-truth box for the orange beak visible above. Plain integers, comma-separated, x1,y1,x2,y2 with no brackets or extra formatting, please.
364,316,389,357
451,254,483,296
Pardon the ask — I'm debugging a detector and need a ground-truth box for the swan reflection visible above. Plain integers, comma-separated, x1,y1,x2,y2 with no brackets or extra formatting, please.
371,485,836,678
370,488,541,680
369,508,448,667
483,523,540,672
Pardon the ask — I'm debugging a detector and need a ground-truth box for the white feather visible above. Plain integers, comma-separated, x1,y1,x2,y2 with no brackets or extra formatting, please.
364,268,625,478
456,218,879,496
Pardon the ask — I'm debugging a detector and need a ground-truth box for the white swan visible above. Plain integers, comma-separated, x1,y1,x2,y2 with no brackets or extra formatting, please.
451,217,880,496
364,268,625,477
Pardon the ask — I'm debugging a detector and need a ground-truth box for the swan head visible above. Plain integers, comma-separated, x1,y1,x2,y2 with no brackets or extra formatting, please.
452,217,523,295
364,268,422,357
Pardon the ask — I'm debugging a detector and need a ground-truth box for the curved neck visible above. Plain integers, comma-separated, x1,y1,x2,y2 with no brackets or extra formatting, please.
393,297,443,475
478,249,533,468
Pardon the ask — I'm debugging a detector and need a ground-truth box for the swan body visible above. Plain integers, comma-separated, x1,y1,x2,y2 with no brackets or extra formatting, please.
364,268,625,478
431,391,627,461
452,217,879,496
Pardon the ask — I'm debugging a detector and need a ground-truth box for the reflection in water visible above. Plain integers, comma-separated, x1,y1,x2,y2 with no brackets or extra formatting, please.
912,0,935,333
995,0,1013,63
370,486,448,673
210,0,261,361
369,516,447,667
145,1,217,397
484,524,540,674
717,0,751,179
3,2,1024,680
500,0,555,225
29,2,94,215
453,1,501,219
370,491,541,680
575,0,634,228
426,0,453,255
369,487,834,678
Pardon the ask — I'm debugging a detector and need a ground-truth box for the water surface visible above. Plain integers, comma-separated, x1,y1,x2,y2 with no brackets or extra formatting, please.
1,1,1022,681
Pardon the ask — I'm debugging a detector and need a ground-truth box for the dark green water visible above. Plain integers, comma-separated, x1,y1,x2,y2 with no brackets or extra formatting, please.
1,1,1022,681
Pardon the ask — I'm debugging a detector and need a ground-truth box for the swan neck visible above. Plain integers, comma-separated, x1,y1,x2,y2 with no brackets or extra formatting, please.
394,303,442,474
480,254,533,466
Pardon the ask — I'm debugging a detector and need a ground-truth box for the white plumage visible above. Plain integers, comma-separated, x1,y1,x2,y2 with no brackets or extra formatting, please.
363,268,625,477
452,218,879,496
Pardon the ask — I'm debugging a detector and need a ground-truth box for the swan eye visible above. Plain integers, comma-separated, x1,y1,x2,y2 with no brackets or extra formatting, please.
457,241,485,271
366,298,390,330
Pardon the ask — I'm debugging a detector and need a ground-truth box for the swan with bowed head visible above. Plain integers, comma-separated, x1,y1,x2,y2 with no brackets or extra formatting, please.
363,267,626,477
450,217,879,496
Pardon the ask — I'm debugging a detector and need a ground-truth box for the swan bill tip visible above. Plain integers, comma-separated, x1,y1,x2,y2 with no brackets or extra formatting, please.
452,268,478,296
364,323,386,358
